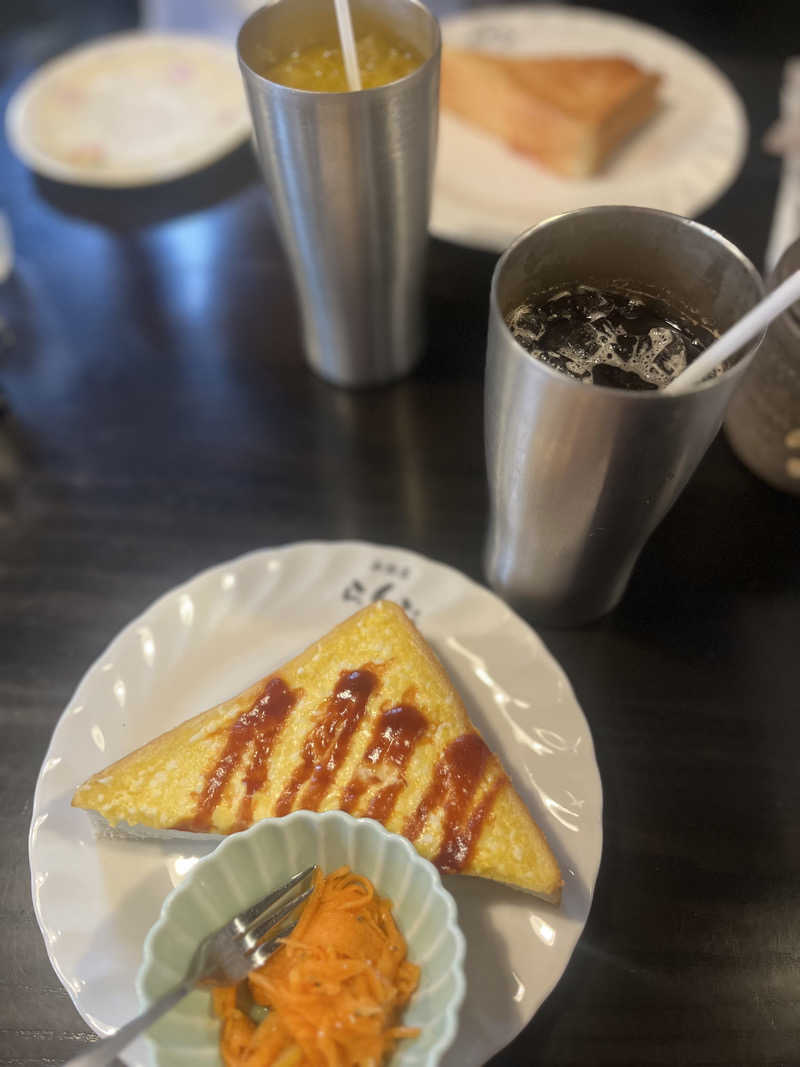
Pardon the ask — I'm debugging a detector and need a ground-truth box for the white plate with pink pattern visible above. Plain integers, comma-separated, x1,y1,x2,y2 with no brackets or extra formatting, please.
6,32,249,187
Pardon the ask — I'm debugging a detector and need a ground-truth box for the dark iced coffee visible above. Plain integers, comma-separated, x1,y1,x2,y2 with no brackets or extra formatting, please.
506,285,717,391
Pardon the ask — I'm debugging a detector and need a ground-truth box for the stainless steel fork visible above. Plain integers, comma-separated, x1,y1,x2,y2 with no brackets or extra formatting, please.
64,865,317,1067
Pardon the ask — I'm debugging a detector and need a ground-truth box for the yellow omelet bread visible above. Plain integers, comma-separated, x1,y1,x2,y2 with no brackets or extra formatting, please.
440,48,661,178
72,601,563,902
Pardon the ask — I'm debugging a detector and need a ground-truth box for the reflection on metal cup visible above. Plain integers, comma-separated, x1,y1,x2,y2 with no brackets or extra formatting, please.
484,206,764,626
238,0,440,387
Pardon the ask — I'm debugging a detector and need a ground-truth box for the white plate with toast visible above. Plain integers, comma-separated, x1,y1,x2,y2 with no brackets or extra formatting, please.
29,541,602,1066
432,5,748,251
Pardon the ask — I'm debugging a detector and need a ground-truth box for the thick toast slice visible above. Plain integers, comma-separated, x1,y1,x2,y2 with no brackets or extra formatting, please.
72,601,562,902
440,48,661,177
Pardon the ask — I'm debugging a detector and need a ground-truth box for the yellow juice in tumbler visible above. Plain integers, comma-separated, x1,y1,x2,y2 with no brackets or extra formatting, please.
265,30,423,90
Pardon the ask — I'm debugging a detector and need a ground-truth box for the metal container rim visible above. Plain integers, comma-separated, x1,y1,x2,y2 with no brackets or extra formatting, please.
237,0,442,98
489,205,766,401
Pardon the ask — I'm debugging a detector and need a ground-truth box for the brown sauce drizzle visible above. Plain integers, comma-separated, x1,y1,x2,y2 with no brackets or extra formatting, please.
341,703,428,822
175,676,298,832
274,668,378,816
435,774,506,872
404,733,506,873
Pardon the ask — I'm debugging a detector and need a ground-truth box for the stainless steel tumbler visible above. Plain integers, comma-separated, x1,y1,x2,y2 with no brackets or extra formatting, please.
485,206,764,626
238,0,440,387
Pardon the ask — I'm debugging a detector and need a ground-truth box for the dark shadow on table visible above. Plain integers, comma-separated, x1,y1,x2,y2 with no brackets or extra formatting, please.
419,237,499,384
30,142,259,229
0,401,31,520
615,435,800,623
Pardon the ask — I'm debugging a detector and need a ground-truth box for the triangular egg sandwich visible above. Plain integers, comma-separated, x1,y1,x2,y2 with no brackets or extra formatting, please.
73,600,562,903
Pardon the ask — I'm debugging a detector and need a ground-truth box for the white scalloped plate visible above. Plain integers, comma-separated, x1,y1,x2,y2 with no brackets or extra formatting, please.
432,5,748,250
29,541,602,1066
5,32,249,187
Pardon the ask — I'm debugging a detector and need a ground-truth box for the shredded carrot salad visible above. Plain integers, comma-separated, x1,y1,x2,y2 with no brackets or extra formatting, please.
212,867,420,1067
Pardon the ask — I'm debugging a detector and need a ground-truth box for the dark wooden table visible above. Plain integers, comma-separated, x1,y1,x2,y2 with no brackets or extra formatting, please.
2,1,800,1065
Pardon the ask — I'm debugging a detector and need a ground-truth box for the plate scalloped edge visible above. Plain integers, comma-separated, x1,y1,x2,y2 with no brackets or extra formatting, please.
29,539,603,1067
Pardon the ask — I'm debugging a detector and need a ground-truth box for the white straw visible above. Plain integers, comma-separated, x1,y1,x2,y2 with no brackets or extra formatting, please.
333,0,362,92
664,268,800,395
